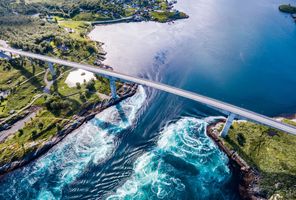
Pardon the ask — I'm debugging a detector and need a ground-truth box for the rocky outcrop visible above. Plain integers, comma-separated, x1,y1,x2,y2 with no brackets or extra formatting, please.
206,120,267,200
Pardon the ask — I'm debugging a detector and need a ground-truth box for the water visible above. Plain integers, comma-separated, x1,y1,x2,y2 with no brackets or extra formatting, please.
106,117,236,200
89,0,296,116
0,87,147,199
1,0,296,199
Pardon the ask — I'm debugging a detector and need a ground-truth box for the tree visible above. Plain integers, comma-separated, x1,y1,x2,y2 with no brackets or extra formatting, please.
56,123,61,132
84,89,91,98
79,93,86,102
18,129,24,137
86,44,96,54
86,79,95,91
32,130,37,139
38,122,44,130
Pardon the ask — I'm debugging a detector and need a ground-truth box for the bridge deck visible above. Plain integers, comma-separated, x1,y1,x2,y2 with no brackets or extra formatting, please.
1,47,295,135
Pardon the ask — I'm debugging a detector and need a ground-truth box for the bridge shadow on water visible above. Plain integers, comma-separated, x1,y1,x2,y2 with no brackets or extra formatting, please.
90,103,129,133
62,100,145,199
61,91,241,200
115,103,129,125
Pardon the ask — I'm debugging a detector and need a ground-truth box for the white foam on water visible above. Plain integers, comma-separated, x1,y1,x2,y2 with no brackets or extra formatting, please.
106,117,231,200
0,86,146,200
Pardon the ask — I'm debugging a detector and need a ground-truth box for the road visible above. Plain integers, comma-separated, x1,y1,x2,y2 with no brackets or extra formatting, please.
1,46,296,135
91,16,134,25
43,69,54,94
0,94,44,126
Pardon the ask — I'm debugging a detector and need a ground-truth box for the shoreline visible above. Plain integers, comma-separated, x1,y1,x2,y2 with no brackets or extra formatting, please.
206,119,266,200
0,83,138,177
0,5,188,177
206,115,296,199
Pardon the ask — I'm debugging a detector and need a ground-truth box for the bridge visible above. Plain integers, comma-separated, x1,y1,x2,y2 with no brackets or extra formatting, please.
1,46,296,136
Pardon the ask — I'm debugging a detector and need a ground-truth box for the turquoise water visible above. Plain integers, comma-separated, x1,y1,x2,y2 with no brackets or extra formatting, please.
0,87,147,199
106,118,234,200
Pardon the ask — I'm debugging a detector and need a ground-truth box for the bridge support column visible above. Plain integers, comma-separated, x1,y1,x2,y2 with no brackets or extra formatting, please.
48,62,56,77
109,78,117,99
220,113,236,138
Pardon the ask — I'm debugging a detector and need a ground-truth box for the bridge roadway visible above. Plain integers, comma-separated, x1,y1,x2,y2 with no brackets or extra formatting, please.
1,46,296,135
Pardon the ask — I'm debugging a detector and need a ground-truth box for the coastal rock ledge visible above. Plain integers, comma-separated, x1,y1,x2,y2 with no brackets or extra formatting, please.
0,84,138,177
207,120,267,200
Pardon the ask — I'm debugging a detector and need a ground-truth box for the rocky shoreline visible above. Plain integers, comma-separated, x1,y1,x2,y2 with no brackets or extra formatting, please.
206,119,266,200
0,83,138,177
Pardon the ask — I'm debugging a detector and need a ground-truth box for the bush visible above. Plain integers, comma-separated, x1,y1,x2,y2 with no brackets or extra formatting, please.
76,82,81,89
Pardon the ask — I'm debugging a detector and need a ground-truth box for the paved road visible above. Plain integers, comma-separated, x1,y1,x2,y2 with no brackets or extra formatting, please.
43,69,54,94
1,47,296,135
91,16,134,25
0,94,44,126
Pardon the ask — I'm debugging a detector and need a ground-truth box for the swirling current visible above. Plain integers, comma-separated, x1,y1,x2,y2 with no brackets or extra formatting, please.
0,86,239,200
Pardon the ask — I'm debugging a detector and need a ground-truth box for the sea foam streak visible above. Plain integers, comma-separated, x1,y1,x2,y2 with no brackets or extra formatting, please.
0,86,146,200
106,117,231,200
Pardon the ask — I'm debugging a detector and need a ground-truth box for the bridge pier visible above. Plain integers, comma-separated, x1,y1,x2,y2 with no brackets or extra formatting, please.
220,113,236,138
109,78,117,99
48,62,56,77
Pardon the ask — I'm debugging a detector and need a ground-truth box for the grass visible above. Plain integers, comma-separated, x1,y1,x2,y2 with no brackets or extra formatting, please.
58,20,89,30
0,59,46,118
0,70,112,165
0,108,66,165
72,12,111,21
124,7,137,17
223,121,296,199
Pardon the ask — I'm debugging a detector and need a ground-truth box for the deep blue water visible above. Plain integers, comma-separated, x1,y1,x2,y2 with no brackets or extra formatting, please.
0,0,296,199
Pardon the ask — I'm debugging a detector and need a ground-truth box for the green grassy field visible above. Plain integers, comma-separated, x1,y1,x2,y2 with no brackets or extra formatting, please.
223,121,296,199
0,59,46,118
0,68,112,165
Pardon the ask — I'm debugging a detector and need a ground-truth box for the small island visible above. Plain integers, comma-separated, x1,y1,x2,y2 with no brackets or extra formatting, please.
279,4,296,21
279,4,296,14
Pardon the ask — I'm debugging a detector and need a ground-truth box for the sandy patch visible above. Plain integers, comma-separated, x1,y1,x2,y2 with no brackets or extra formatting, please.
65,69,95,88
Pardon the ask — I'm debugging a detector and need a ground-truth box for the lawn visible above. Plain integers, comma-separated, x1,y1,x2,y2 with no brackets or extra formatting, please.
0,59,46,118
0,108,66,165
